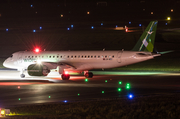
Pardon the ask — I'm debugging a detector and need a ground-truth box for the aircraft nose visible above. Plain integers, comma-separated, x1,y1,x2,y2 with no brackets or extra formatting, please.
3,59,8,67
3,58,11,68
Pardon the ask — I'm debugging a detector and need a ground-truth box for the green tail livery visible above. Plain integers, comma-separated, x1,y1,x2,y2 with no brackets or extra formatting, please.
132,21,158,52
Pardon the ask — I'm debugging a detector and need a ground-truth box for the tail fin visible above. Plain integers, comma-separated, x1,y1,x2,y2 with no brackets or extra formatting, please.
132,21,158,52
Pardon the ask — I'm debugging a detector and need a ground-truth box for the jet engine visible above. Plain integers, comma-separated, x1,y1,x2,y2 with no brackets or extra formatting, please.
27,64,50,76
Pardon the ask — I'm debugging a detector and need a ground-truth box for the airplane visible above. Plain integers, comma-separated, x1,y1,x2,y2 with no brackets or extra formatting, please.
3,21,160,80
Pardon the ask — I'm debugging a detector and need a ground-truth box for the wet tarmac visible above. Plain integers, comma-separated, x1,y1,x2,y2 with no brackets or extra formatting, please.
0,70,179,108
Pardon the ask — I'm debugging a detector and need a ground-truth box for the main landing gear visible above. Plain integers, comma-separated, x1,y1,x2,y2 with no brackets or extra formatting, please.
61,74,70,80
85,72,93,78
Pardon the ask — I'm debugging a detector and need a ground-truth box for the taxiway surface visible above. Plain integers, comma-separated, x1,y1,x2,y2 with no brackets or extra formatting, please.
0,70,179,107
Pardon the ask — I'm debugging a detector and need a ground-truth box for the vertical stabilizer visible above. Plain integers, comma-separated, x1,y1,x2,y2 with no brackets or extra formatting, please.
132,21,158,52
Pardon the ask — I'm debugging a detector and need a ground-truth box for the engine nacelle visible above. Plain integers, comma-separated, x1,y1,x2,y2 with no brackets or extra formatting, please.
27,64,50,76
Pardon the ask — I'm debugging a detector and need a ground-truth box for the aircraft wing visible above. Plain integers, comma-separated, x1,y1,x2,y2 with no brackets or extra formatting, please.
41,62,77,70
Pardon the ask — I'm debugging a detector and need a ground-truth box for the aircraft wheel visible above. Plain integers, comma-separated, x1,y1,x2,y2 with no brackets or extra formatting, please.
20,74,25,78
85,72,93,78
61,74,70,80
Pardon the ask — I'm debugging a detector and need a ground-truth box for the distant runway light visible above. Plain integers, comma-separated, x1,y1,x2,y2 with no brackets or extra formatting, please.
33,30,36,32
61,14,63,18
118,88,121,92
67,28,70,30
78,93,80,96
85,79,88,82
129,22,131,24
116,25,118,27
165,23,168,25
119,81,122,84
18,86,20,89
139,24,142,27
101,23,103,25
151,12,153,14
49,96,51,98
102,91,104,93
128,94,133,99
91,26,94,29
40,27,42,30
31,5,33,7
167,17,171,21
64,100,67,103
6,29,8,31
19,98,21,101
87,11,90,14
171,9,173,12
71,25,73,28
105,80,107,82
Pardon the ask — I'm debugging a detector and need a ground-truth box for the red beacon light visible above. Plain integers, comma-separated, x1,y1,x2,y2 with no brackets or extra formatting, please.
34,48,40,53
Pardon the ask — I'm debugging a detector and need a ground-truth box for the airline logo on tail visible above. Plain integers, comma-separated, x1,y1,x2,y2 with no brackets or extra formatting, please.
132,21,158,52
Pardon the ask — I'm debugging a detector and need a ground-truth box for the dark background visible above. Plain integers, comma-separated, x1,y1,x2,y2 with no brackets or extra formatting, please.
0,0,180,58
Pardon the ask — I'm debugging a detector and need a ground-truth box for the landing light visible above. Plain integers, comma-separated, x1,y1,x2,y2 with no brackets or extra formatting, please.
37,60,41,64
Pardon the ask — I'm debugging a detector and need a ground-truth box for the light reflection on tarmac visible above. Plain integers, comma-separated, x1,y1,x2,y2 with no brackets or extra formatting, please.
0,70,179,107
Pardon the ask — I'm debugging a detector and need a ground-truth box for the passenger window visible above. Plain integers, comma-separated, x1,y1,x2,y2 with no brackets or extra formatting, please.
60,56,62,58
32,56,34,58
71,56,73,58
82,56,83,58
85,56,86,58
88,56,90,58
78,55,80,58
25,56,27,58
53,56,55,58
112,55,114,58
57,56,59,58
75,56,76,58
105,55,107,58
42,56,44,58
67,56,69,58
49,56,51,58
94,56,96,58
91,56,93,58
28,56,30,58
35,56,37,58
98,56,100,58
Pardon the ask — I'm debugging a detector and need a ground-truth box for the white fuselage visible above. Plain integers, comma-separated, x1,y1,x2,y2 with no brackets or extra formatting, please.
3,50,154,72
